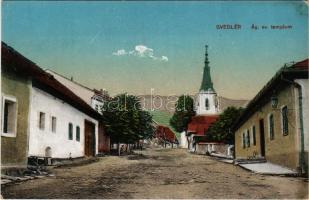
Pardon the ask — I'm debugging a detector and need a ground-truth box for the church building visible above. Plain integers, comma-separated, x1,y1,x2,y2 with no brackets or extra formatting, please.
180,45,220,150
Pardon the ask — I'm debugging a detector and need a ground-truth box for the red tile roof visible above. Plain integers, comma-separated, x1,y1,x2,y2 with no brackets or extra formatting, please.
155,125,177,143
290,59,308,70
187,115,219,135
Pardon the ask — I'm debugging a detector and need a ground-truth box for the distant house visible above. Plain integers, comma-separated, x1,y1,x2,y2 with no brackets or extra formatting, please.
46,69,110,154
233,59,308,174
154,124,178,148
1,42,102,167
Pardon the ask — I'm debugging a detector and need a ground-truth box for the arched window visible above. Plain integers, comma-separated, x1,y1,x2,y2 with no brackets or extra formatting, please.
205,98,209,110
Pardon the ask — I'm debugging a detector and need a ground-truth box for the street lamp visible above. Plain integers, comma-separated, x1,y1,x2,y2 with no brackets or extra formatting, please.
271,95,278,109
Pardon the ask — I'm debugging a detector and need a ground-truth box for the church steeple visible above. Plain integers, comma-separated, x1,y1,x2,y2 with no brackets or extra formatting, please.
200,45,214,92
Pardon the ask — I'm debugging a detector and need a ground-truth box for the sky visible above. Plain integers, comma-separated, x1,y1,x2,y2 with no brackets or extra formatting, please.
1,1,308,100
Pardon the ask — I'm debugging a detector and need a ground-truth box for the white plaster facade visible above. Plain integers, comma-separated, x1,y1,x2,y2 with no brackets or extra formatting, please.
179,131,188,149
196,89,219,115
28,87,99,159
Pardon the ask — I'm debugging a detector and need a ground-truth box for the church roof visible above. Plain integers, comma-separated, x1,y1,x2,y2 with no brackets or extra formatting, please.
200,45,215,91
187,115,219,135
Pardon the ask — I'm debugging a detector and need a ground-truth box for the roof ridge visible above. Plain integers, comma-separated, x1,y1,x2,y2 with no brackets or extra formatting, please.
45,69,95,92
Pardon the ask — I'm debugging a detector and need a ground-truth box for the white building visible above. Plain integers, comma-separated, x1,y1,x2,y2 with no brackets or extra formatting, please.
180,131,188,148
27,68,102,161
45,69,111,154
28,87,99,159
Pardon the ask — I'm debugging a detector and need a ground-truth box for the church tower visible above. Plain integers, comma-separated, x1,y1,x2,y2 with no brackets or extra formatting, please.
196,45,219,115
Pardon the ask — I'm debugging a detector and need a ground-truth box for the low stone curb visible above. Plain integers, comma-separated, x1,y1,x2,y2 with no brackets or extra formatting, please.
1,173,55,186
235,163,302,177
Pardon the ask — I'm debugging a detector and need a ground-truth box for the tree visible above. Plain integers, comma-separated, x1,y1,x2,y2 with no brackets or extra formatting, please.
206,106,243,144
170,95,195,148
101,94,154,155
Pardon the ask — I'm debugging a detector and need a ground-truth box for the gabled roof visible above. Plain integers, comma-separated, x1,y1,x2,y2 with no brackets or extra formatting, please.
155,125,177,143
2,42,102,120
46,69,94,92
232,59,308,131
187,115,219,135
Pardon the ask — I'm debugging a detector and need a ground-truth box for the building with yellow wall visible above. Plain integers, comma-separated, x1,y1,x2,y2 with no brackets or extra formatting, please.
233,59,308,174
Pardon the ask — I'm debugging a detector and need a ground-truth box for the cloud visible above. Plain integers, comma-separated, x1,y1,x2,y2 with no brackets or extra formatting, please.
112,45,168,62
160,56,168,62
112,49,127,56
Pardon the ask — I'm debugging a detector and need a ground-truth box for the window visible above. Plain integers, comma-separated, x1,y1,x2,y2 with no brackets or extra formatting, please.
242,132,246,149
68,123,73,140
76,126,80,142
2,96,17,136
252,125,256,146
247,129,250,147
269,114,274,140
282,106,288,136
205,98,209,110
51,116,57,133
215,98,218,108
39,112,46,130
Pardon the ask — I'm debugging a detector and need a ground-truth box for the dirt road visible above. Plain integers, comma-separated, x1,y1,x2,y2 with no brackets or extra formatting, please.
1,148,308,199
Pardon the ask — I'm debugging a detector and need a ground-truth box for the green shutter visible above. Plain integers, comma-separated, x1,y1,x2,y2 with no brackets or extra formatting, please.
69,123,73,140
247,130,250,147
269,114,274,140
252,126,256,146
282,106,288,135
76,126,80,142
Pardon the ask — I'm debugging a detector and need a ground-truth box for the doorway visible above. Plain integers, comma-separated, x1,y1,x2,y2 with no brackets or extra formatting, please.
84,120,96,157
259,119,266,157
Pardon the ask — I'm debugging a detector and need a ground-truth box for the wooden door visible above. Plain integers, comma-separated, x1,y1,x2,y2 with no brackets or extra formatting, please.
259,119,265,157
84,120,95,157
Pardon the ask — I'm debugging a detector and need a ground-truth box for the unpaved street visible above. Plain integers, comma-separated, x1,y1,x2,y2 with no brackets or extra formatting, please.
1,148,308,199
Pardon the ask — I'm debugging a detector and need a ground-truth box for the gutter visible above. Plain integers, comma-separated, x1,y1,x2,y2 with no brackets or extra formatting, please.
281,76,306,174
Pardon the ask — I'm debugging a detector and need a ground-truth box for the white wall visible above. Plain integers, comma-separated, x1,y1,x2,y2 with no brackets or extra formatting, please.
295,79,309,152
196,90,219,115
28,87,98,159
188,134,195,152
180,131,188,149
